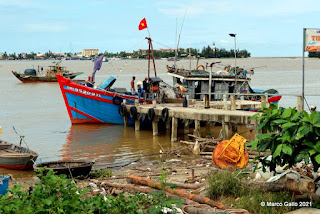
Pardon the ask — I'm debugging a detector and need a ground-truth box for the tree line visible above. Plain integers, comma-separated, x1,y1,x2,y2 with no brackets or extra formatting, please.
1,44,251,60
106,45,251,59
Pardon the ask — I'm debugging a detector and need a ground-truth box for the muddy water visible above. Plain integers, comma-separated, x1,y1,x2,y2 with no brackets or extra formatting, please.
0,58,320,177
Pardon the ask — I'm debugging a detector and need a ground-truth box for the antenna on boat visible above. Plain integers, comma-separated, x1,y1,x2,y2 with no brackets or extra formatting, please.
174,9,188,69
12,126,30,150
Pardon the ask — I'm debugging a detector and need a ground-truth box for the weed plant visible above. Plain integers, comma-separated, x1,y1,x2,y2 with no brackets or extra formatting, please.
207,170,296,214
0,168,181,214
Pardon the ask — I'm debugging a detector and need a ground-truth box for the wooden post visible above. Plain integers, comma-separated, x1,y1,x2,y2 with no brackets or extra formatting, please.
297,96,303,112
166,120,170,130
152,117,158,136
261,95,269,108
230,95,236,111
152,100,157,108
194,120,200,137
171,117,178,142
223,94,228,110
206,121,211,138
184,119,189,134
135,119,140,131
204,94,210,109
134,100,140,131
123,114,128,126
222,121,229,140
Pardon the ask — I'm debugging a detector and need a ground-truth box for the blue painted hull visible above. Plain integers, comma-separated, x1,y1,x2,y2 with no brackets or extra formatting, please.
57,74,135,125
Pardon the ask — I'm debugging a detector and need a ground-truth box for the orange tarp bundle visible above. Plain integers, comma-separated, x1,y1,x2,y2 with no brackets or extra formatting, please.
212,133,249,168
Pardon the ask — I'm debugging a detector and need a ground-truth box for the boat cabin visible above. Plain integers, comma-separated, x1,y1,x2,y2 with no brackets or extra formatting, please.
167,66,252,101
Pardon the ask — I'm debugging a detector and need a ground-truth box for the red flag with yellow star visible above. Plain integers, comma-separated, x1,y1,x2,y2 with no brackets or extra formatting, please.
138,18,147,31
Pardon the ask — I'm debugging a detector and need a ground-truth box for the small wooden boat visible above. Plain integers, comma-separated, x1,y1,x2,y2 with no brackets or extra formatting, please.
12,62,83,83
0,140,38,170
35,160,94,178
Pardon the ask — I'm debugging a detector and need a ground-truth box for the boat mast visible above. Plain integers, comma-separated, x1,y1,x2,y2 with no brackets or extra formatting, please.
146,37,157,78
174,9,187,70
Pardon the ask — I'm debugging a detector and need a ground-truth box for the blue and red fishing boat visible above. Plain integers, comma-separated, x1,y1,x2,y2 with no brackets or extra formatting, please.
57,37,160,125
57,74,136,124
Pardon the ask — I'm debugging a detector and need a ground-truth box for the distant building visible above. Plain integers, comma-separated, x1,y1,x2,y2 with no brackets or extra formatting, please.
159,48,175,52
82,49,99,57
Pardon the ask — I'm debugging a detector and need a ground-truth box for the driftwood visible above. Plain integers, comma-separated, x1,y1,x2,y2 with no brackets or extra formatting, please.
101,181,198,206
247,179,315,194
126,175,234,210
182,205,216,214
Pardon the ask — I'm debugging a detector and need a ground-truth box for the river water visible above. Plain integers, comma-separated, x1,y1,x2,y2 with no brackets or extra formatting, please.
0,58,320,177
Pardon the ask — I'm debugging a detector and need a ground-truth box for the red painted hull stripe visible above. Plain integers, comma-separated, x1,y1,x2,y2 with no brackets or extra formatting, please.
62,89,114,103
0,164,33,170
57,74,136,100
69,106,103,123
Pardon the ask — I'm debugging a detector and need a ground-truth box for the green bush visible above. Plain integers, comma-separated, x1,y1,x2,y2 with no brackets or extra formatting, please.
248,103,320,172
0,168,181,214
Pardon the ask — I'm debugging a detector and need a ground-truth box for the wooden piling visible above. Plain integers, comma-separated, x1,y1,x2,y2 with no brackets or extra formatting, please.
166,120,170,130
152,117,159,136
135,119,140,131
261,95,269,108
171,117,178,142
222,121,229,140
194,120,200,137
206,121,211,138
230,95,236,111
184,119,189,134
297,96,303,112
123,115,128,126
134,100,140,131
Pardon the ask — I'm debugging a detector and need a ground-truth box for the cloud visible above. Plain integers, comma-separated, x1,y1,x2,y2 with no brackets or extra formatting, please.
24,24,68,32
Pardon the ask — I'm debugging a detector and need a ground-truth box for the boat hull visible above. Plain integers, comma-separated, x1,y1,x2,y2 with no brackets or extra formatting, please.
0,140,38,170
35,160,94,178
0,156,37,170
12,71,83,83
57,74,136,125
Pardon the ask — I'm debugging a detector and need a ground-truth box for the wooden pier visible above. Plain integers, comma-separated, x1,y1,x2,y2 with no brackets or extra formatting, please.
121,95,265,142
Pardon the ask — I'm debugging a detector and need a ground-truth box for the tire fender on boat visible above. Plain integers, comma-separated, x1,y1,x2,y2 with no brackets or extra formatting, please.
130,106,138,120
161,108,169,122
119,104,127,116
113,96,123,105
148,108,155,121
196,64,205,70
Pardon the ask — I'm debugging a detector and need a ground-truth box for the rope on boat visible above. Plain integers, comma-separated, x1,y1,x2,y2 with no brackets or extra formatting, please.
11,126,37,164
304,96,311,112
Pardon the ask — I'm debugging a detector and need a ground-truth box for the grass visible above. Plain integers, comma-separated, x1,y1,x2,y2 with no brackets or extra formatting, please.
207,170,296,214
89,169,112,179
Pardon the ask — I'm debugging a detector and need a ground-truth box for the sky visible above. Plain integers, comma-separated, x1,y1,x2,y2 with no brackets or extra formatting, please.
0,0,320,57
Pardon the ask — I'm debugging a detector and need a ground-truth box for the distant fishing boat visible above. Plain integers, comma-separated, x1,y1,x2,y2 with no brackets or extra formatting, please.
35,160,94,178
167,57,180,61
0,139,38,170
12,62,83,83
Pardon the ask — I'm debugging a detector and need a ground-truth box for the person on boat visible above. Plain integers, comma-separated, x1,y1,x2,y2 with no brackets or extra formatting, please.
137,81,143,103
143,77,149,100
131,76,136,95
